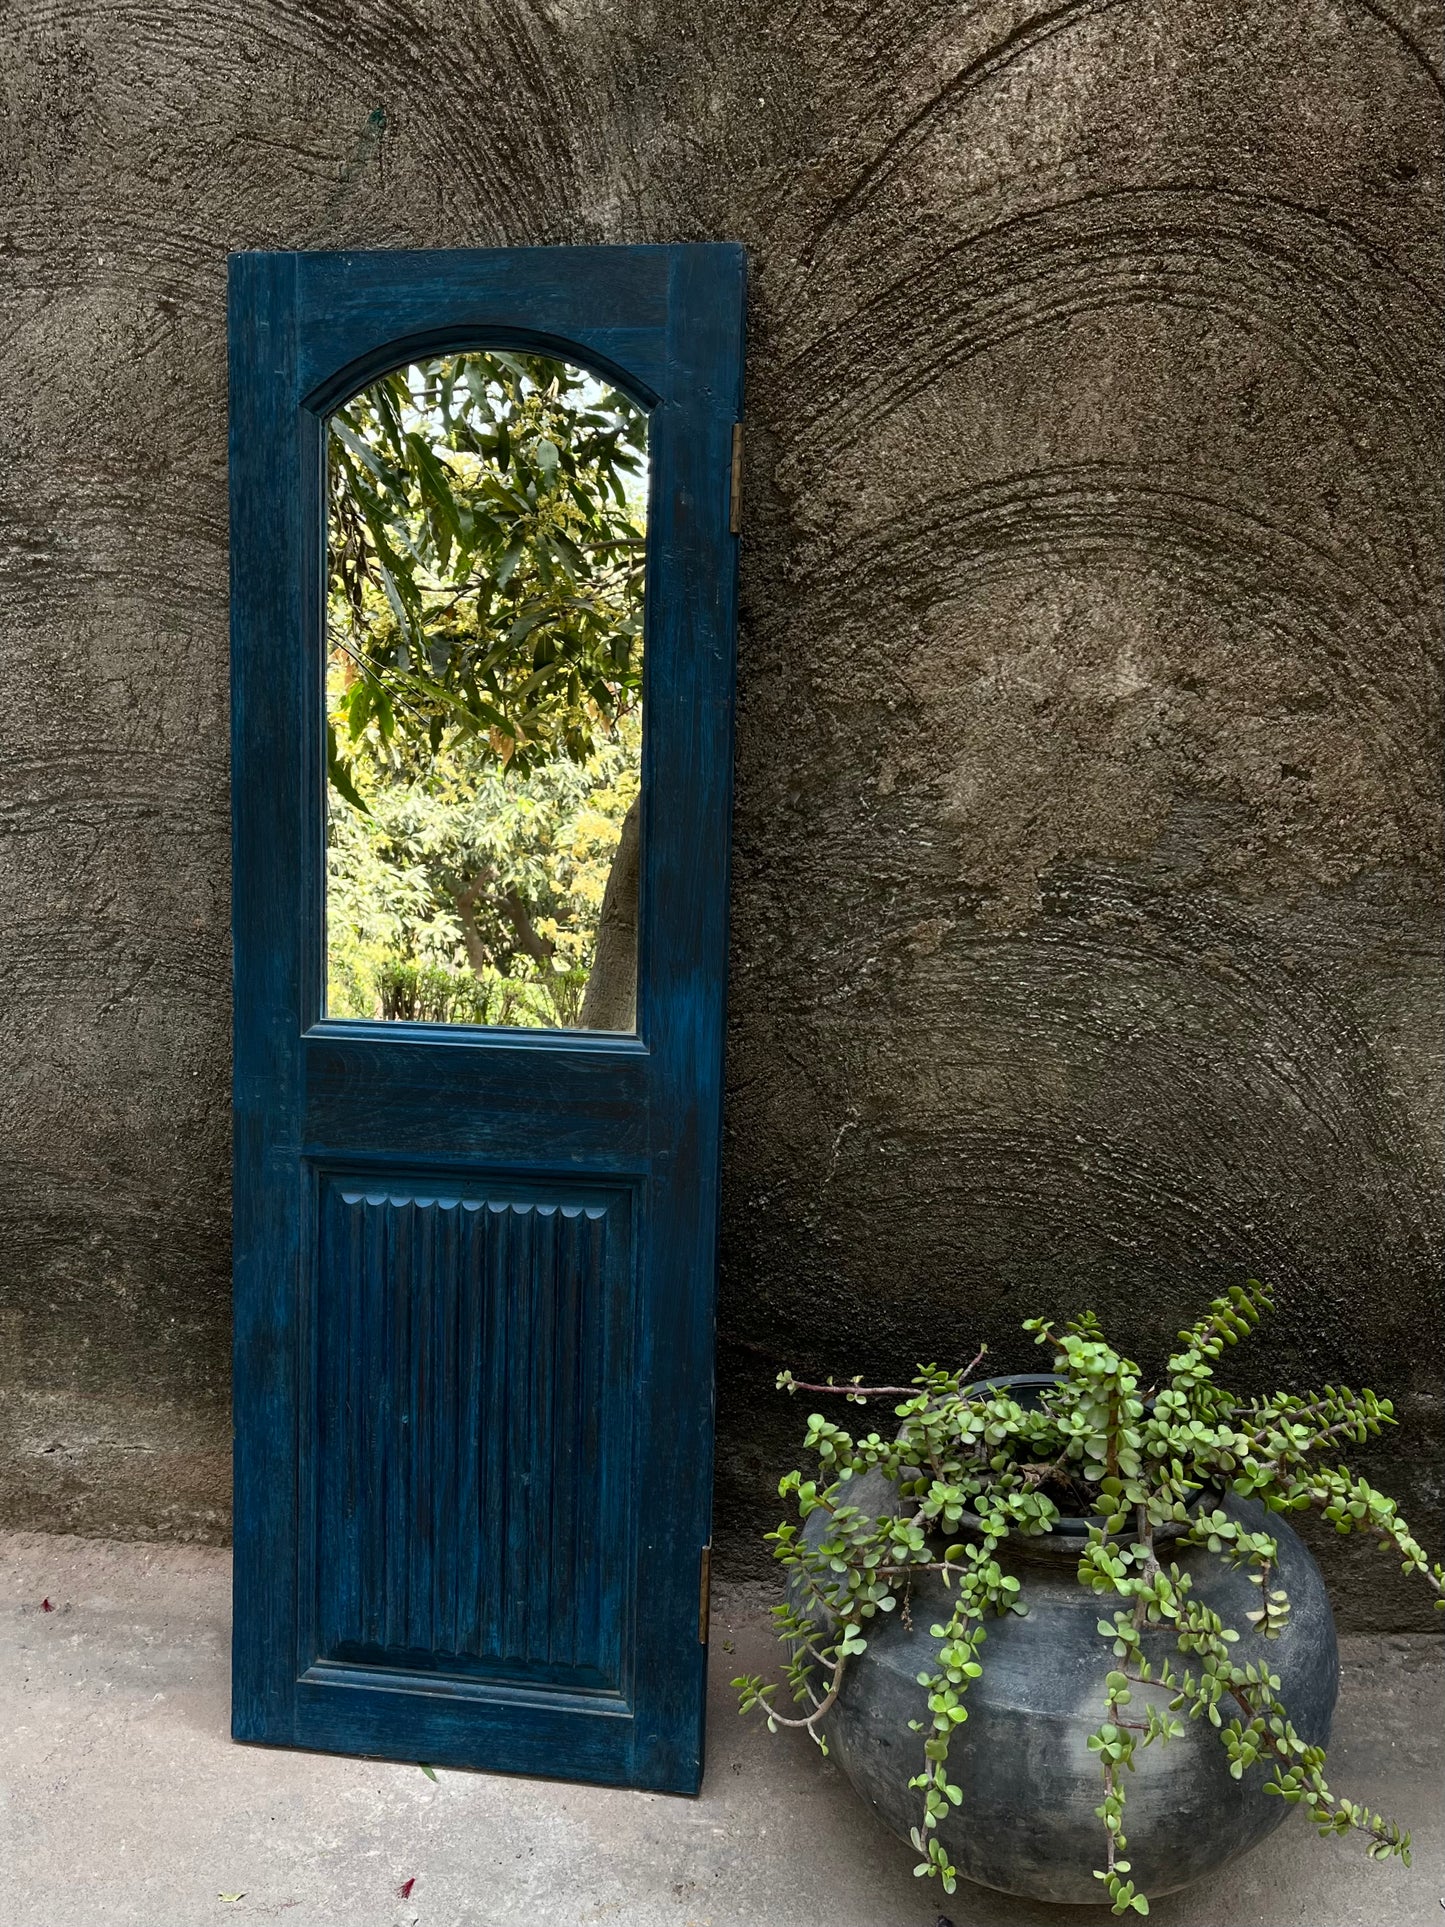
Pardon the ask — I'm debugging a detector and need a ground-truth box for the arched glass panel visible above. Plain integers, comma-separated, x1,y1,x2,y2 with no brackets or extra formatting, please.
323,350,647,1031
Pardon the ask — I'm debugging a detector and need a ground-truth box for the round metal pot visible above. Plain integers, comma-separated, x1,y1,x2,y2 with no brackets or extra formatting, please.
799,1374,1339,1905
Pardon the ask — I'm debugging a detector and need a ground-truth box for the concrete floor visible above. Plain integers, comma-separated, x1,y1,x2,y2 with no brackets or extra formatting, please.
1,1531,1440,1927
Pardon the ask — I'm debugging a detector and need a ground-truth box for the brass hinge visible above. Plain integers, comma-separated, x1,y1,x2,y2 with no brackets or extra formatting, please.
729,423,743,535
698,1540,713,1644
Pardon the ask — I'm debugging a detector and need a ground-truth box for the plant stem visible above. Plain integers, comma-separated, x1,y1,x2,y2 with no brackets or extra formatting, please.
1132,1504,1159,1631
783,1345,989,1402
784,1380,922,1399
757,1656,849,1732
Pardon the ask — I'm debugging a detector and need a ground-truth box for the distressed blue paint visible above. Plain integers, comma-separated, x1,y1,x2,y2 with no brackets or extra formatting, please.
229,245,745,1794
308,1177,630,1688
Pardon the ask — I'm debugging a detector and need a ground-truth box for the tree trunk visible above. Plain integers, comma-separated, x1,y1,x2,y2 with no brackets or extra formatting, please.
452,874,494,977
578,796,640,1031
498,888,557,971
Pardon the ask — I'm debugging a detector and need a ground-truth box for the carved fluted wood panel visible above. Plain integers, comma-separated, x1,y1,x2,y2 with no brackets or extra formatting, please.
311,1178,631,1691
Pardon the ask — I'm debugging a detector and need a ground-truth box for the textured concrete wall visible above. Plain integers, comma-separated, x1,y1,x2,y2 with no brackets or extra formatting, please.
1,2,1440,1625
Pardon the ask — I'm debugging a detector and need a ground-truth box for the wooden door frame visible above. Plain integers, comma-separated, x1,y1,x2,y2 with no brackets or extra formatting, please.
229,245,745,1791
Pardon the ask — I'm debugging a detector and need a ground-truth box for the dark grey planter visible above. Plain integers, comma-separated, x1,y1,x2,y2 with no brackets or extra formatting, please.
799,1375,1340,1906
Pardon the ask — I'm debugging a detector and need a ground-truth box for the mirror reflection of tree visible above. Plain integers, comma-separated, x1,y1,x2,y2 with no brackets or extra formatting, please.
324,351,647,1030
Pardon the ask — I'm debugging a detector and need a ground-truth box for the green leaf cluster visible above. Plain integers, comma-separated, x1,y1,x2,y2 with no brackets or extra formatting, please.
327,349,646,781
739,1284,1443,1911
326,715,639,1026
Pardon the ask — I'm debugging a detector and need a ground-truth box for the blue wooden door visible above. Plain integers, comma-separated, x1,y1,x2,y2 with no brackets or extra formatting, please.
229,246,744,1793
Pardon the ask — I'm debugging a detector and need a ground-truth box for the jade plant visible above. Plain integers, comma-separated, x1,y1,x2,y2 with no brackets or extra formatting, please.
734,1282,1443,1916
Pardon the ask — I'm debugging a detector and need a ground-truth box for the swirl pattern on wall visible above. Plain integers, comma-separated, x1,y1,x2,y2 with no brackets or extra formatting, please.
0,0,1439,1622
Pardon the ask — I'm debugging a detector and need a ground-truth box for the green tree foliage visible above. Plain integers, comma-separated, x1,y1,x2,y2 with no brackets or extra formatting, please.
324,350,647,1023
327,716,640,1028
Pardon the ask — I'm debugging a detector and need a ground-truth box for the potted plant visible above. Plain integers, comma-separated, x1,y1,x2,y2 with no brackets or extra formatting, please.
735,1282,1442,1915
